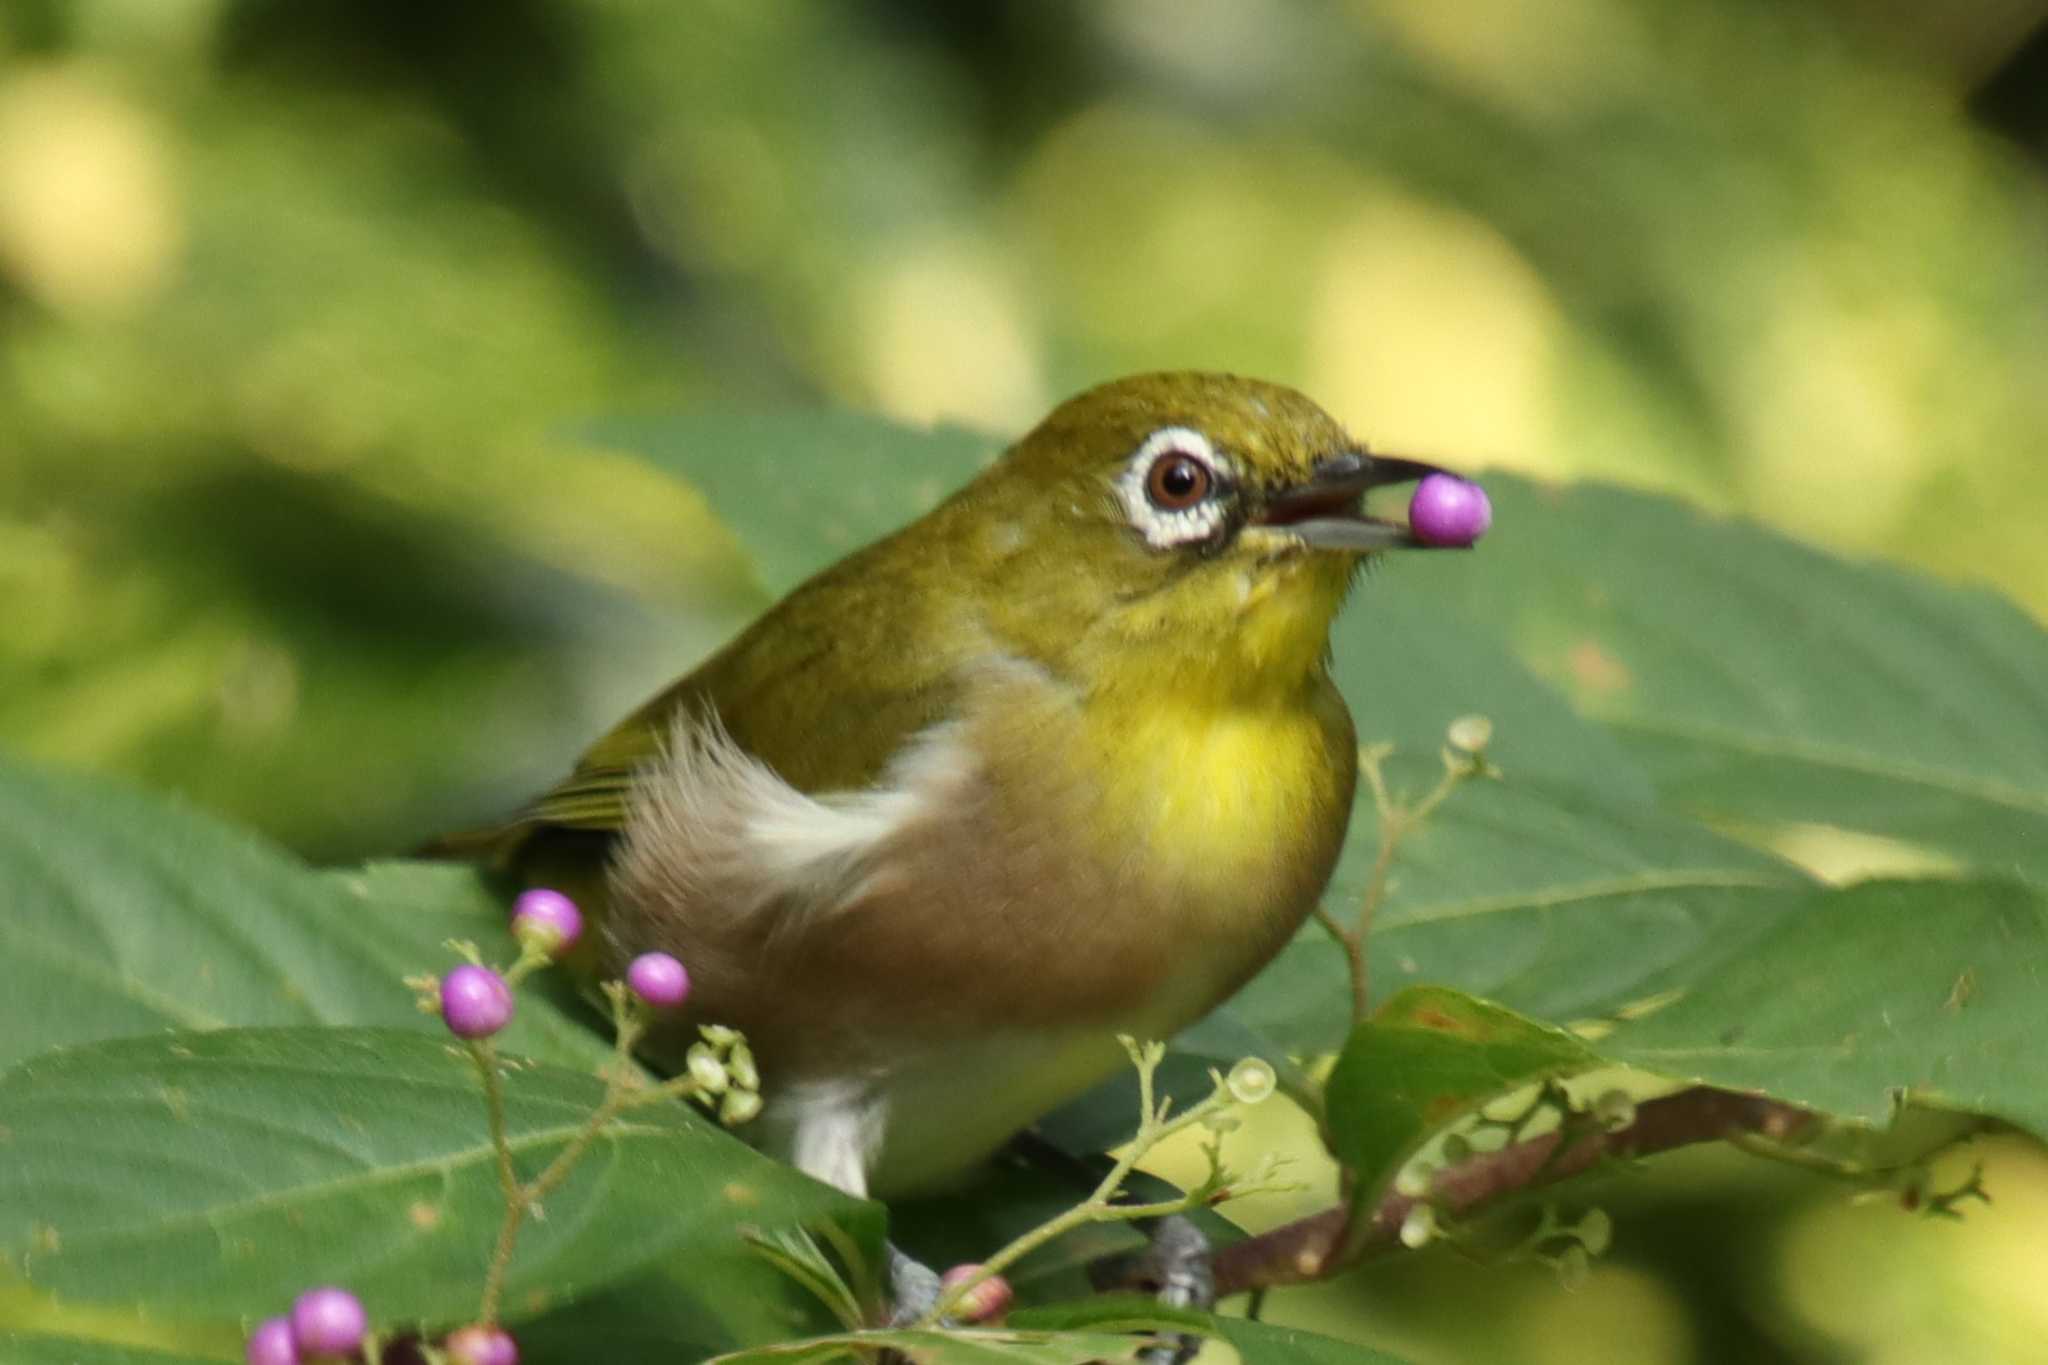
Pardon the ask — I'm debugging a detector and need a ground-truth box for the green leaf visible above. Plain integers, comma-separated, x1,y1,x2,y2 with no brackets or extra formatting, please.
319,860,622,1073
506,1226,884,1365
706,1326,1168,1364
1212,1318,1416,1365
0,1027,864,1327
591,410,997,596
0,759,407,1069
0,754,611,1074
1006,1294,1214,1336
1398,476,2048,881
1230,778,1810,1060
1599,877,2048,1134
1320,881,2048,1205
1007,1302,1416,1364
1324,986,1599,1207
1331,591,1654,801
0,1332,228,1365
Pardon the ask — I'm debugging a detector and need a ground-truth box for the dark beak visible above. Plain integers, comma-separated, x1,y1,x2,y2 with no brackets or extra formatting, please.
1254,452,1458,551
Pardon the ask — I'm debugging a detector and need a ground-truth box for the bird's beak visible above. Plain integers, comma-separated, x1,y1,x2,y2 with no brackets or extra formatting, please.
1253,452,1458,551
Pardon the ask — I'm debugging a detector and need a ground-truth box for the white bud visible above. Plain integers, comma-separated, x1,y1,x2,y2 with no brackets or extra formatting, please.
1399,1205,1438,1249
1577,1208,1612,1257
726,1041,759,1092
686,1043,729,1094
719,1088,763,1125
1447,715,1494,754
1592,1090,1636,1132
1226,1058,1277,1106
1393,1162,1436,1199
1465,1126,1508,1154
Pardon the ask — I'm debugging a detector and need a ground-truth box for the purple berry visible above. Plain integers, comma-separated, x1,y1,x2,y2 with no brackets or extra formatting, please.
1408,473,1492,547
444,1325,519,1365
289,1287,367,1358
626,952,690,1009
440,964,515,1039
510,887,583,958
246,1316,298,1365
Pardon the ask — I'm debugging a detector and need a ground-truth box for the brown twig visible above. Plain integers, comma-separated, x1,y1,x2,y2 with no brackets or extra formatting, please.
1208,1086,1813,1297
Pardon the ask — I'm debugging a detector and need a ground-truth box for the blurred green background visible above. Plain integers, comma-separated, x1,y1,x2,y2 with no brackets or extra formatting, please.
4,2,2046,1361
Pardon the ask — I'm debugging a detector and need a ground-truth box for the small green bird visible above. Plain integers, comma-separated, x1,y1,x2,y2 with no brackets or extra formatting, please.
445,372,1470,1201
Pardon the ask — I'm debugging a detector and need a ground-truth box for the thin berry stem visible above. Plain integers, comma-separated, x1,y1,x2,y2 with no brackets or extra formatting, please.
919,1043,1283,1327
471,1039,521,1325
469,984,714,1327
1331,742,1481,1027
524,1104,624,1204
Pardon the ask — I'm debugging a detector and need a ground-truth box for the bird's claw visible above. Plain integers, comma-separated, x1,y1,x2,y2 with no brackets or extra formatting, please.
885,1243,947,1328
1090,1214,1213,1365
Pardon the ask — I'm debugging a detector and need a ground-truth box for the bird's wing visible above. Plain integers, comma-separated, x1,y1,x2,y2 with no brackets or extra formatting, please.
504,563,970,850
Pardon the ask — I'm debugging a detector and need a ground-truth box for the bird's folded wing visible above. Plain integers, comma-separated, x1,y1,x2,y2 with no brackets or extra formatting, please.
516,642,970,842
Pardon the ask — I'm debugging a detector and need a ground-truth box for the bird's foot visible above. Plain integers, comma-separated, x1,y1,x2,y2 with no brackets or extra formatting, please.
1090,1214,1213,1365
885,1243,946,1327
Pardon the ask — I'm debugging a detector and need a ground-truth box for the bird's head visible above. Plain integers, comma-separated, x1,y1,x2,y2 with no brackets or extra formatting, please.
936,372,1474,701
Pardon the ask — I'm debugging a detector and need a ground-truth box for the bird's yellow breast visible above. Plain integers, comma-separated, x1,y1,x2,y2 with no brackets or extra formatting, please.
972,652,1356,947
1098,695,1351,904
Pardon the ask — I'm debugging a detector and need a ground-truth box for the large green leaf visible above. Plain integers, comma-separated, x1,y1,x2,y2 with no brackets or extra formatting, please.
0,1027,864,1327
0,755,610,1073
1395,477,2048,881
1317,880,2048,1209
1230,778,1809,1060
1599,877,2048,1134
590,411,996,597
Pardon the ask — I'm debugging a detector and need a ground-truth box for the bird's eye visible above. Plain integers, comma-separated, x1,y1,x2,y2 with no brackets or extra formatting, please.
1145,451,1214,510
1117,426,1232,549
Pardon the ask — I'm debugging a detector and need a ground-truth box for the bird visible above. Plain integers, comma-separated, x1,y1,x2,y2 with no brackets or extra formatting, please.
435,371,1471,1205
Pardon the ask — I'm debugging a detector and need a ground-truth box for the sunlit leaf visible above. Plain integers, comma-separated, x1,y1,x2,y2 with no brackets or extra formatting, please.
1325,987,1597,1207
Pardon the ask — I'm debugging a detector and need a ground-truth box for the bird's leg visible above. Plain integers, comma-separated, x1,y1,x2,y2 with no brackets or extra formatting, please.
884,1243,946,1326
785,1086,949,1326
1090,1214,1214,1365
1003,1134,1214,1358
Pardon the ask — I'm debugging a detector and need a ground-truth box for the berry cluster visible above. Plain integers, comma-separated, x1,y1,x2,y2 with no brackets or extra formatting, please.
244,1286,518,1365
245,1287,377,1365
260,890,744,1364
435,888,693,1039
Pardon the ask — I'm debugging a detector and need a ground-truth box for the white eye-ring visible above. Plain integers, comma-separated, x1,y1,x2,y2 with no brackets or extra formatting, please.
1115,427,1232,549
